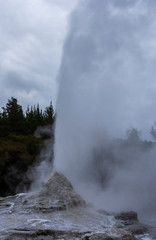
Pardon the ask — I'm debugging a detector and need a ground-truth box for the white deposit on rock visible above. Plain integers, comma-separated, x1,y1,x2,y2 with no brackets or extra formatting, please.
35,171,86,211
0,172,154,240
9,172,86,213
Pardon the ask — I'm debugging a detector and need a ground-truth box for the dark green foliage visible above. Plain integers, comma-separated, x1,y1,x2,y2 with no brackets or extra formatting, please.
0,97,54,136
0,97,24,136
0,134,43,196
0,97,55,196
43,101,54,124
3,97,24,121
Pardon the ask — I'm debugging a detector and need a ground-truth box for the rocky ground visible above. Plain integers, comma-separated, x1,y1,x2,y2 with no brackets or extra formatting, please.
0,172,155,240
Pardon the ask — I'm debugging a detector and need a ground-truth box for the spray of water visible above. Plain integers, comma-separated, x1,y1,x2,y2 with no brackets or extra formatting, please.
54,0,156,216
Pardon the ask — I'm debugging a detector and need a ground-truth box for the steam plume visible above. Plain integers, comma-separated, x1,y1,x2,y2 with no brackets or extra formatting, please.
54,0,156,216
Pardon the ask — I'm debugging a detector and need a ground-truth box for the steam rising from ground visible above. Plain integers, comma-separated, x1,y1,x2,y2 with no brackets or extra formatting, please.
29,125,54,191
55,0,156,216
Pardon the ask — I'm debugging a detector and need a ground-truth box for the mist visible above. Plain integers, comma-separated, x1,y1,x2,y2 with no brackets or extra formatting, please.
54,0,156,217
29,125,54,191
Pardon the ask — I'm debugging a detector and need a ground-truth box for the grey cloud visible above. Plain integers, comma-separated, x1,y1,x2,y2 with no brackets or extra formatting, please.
0,0,77,109
4,71,42,92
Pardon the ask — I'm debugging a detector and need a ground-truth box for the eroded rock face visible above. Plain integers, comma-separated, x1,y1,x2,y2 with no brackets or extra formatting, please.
115,211,138,226
0,172,154,240
115,211,138,222
10,172,86,213
35,171,86,211
114,211,150,240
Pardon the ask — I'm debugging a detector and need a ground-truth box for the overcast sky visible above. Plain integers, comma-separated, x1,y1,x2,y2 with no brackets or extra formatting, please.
0,0,78,110
1,0,156,139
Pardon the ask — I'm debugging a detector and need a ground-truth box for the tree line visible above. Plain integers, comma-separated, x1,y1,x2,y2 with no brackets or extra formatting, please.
0,97,55,196
0,97,55,137
0,97,156,197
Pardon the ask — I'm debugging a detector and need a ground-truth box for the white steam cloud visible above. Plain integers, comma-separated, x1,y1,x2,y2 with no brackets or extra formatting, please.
54,0,156,217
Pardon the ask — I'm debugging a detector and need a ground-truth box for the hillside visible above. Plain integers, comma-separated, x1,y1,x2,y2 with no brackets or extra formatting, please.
0,97,55,196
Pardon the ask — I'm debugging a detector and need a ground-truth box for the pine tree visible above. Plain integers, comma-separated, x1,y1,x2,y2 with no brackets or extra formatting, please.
0,97,24,136
43,101,54,125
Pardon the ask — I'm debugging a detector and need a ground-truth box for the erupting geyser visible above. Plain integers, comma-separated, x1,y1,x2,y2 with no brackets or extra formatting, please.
55,0,156,216
0,1,156,238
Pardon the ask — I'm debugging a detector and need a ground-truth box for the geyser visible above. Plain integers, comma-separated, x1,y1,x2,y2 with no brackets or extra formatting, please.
54,0,156,216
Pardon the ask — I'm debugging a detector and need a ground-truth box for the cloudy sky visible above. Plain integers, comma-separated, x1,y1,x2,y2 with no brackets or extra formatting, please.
1,0,156,138
0,0,78,110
